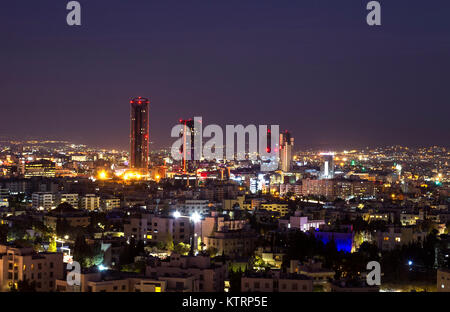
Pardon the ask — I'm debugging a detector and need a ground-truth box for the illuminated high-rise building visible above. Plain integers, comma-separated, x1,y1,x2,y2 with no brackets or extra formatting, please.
179,118,200,173
279,131,294,172
320,152,335,179
261,127,279,172
130,97,149,171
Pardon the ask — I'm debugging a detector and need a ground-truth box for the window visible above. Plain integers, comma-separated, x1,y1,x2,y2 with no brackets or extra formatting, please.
254,282,260,289
292,283,298,290
50,262,54,268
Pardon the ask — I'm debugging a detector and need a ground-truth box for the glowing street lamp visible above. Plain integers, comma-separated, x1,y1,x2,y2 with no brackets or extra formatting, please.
173,211,181,219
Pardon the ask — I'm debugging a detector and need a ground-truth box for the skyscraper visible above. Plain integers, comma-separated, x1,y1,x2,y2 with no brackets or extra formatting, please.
320,152,335,179
279,131,294,172
179,118,200,173
130,97,149,171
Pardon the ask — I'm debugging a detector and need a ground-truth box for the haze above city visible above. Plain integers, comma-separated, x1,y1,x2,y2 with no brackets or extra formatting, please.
1,0,449,150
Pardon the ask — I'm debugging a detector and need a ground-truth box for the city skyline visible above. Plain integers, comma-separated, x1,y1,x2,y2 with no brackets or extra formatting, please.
1,0,449,150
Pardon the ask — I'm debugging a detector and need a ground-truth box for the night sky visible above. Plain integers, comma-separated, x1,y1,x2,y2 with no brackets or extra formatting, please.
1,0,449,150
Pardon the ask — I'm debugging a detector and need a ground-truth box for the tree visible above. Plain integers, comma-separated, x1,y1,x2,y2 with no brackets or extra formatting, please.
73,234,103,268
206,246,218,257
0,224,7,243
174,242,191,255
165,234,174,252
47,236,57,252
228,268,243,293
56,218,72,237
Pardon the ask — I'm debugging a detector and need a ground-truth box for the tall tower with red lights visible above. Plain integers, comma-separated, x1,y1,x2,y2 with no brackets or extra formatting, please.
130,97,149,171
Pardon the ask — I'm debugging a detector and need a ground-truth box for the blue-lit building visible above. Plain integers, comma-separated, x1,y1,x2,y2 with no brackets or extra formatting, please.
314,231,354,253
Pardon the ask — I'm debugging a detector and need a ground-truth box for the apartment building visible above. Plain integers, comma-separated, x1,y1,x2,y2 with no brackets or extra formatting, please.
292,259,335,286
203,228,257,259
201,211,247,240
376,226,427,251
55,269,166,292
101,197,121,211
80,194,100,210
241,271,313,292
44,203,90,229
123,212,193,244
57,193,79,209
278,211,325,232
145,254,227,292
260,203,289,217
172,199,212,216
32,192,55,210
0,244,63,292
437,268,450,292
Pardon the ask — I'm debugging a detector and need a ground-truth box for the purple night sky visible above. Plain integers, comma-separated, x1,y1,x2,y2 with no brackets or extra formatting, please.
1,0,449,150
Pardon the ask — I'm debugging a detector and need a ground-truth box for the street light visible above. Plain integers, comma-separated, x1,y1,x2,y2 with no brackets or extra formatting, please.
189,212,202,254
190,212,201,223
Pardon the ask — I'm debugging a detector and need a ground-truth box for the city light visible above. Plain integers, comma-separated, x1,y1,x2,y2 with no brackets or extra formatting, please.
119,170,145,181
190,212,201,223
97,170,108,180
173,211,181,218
